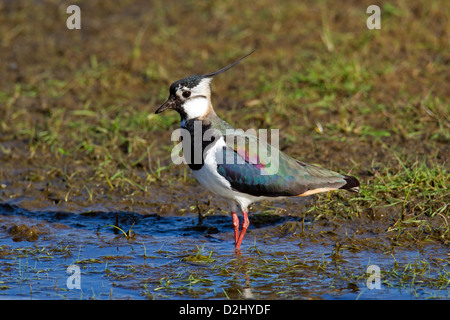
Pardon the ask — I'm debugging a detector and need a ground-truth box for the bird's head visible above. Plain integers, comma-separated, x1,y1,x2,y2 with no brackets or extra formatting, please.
155,75,213,120
155,50,255,122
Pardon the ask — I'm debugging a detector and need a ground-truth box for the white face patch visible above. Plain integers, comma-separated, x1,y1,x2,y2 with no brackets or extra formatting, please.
182,96,210,120
177,78,212,120
190,77,212,98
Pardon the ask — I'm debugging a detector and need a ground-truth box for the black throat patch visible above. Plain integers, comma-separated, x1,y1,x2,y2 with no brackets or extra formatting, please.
181,118,220,171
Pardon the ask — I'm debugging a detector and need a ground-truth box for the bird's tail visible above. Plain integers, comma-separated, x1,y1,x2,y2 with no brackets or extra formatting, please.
339,175,360,193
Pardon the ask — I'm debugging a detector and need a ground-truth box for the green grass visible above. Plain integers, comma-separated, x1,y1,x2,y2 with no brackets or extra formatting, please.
305,151,449,241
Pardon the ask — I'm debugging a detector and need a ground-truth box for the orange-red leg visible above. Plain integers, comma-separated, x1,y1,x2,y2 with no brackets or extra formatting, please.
235,211,249,251
231,212,239,245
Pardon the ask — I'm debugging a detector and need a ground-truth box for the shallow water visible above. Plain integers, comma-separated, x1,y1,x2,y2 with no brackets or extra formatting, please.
0,203,448,300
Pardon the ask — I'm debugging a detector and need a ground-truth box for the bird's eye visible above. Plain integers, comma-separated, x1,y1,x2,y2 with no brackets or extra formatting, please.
182,91,191,98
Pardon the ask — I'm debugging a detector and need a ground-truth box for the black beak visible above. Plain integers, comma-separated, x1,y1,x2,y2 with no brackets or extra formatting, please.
155,97,176,114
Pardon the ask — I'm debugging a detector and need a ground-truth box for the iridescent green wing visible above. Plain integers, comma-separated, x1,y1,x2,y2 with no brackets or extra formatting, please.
216,132,355,197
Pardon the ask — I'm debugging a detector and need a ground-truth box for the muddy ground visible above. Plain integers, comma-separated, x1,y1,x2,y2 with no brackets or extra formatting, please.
0,0,448,300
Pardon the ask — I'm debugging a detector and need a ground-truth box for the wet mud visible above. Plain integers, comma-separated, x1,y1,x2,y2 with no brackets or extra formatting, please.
0,198,448,299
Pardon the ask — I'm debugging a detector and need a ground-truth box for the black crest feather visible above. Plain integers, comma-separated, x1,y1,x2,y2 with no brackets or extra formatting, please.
201,49,256,78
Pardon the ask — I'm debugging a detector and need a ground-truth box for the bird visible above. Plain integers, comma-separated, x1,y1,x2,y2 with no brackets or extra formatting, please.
155,51,360,252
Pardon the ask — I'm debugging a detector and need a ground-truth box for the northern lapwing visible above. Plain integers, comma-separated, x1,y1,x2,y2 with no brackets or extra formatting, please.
155,51,360,252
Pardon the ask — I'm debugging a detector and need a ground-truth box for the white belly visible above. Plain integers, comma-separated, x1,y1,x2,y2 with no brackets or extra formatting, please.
192,136,267,211
192,137,234,198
